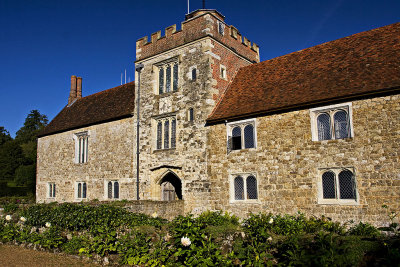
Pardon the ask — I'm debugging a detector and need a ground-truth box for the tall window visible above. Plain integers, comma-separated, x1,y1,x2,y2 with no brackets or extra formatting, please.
188,108,194,122
48,183,56,198
191,68,197,80
156,117,176,150
319,168,357,204
76,182,87,199
75,132,88,163
232,174,258,202
218,21,225,35
107,181,119,199
311,103,352,141
227,120,256,152
158,61,178,94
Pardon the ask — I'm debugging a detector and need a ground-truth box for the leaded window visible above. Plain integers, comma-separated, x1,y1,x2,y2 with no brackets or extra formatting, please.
312,104,352,141
157,61,178,94
107,181,120,199
232,174,258,201
77,182,87,199
171,119,176,148
156,117,176,150
191,68,197,80
157,122,162,149
320,169,357,203
164,120,169,149
227,120,256,152
189,108,194,122
75,132,88,163
48,183,56,198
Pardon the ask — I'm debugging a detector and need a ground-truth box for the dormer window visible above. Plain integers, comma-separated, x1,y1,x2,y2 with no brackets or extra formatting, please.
157,59,178,94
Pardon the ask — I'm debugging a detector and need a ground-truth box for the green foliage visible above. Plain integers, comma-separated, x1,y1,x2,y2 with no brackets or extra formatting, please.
348,222,381,238
0,127,12,146
15,110,48,144
0,140,24,181
14,164,35,187
1,204,400,266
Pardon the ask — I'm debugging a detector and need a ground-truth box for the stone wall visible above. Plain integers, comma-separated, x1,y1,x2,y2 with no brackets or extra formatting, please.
124,200,184,220
207,94,400,227
36,117,136,203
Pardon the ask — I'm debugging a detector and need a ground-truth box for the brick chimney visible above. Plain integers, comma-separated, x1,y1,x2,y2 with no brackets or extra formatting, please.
68,75,82,105
77,77,82,98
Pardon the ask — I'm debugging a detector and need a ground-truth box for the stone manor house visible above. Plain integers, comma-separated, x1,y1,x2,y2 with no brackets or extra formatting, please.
37,9,400,225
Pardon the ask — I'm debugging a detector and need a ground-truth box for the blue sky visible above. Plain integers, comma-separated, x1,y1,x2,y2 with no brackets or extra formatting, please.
0,0,399,137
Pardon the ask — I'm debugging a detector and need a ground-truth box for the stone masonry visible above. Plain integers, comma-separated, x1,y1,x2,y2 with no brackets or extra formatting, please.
36,118,136,202
208,94,400,226
134,10,258,213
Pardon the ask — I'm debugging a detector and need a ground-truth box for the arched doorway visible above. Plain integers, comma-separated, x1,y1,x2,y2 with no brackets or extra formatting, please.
160,172,182,201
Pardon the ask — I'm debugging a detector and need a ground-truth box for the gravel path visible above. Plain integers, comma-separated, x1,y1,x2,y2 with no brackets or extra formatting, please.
0,245,101,267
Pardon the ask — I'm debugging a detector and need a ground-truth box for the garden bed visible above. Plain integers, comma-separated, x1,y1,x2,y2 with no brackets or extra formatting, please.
0,202,399,266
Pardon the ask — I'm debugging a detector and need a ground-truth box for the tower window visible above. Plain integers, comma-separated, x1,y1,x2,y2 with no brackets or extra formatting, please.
157,60,179,94
155,117,177,150
191,68,197,80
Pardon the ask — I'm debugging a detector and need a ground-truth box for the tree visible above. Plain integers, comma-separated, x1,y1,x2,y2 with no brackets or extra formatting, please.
0,126,12,146
0,140,24,181
14,164,36,189
15,110,48,144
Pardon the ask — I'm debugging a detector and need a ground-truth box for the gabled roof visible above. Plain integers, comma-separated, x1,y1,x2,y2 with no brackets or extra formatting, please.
207,22,400,123
38,82,135,137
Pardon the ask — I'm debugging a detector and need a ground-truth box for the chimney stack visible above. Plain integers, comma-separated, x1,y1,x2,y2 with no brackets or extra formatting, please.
76,77,82,99
68,75,77,105
68,75,82,105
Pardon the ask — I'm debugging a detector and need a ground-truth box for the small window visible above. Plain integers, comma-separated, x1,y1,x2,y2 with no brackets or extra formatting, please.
155,117,176,150
227,119,256,152
191,68,197,80
218,21,224,35
231,174,258,202
220,65,227,79
74,132,88,163
107,181,120,199
76,182,87,199
319,168,357,204
48,183,56,198
189,108,194,122
310,103,352,141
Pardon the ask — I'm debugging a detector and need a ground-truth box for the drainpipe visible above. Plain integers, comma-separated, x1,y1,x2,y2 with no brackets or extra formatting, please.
135,63,144,200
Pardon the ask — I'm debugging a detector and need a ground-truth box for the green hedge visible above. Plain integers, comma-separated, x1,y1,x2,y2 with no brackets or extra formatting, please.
0,203,399,266
0,181,30,197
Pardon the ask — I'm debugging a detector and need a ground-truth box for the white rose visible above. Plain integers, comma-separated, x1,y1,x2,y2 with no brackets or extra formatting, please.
45,222,51,228
181,236,191,247
151,212,158,218
20,216,26,222
269,218,274,224
5,215,12,221
267,236,273,242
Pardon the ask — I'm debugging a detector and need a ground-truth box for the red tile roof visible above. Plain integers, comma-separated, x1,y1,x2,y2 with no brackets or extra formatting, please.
207,22,400,123
38,82,135,137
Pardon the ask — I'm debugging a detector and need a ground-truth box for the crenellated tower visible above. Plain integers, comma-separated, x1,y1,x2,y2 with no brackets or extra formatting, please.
134,9,260,213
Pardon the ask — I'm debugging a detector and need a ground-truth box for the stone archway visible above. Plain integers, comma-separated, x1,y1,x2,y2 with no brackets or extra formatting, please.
160,172,182,201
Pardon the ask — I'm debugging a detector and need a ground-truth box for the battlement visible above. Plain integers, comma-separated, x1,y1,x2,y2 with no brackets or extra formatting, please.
136,10,259,63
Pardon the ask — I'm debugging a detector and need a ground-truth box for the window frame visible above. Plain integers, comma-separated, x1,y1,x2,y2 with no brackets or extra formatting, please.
229,173,260,203
155,58,179,95
73,131,89,163
48,182,56,198
317,167,359,205
220,65,227,80
75,181,87,200
104,180,120,200
310,102,353,141
226,119,257,153
155,116,177,150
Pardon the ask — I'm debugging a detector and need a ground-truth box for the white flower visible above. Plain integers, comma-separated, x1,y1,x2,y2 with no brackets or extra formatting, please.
45,222,51,228
267,236,273,242
5,215,12,221
20,216,26,223
269,218,274,224
151,212,158,218
181,236,191,247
